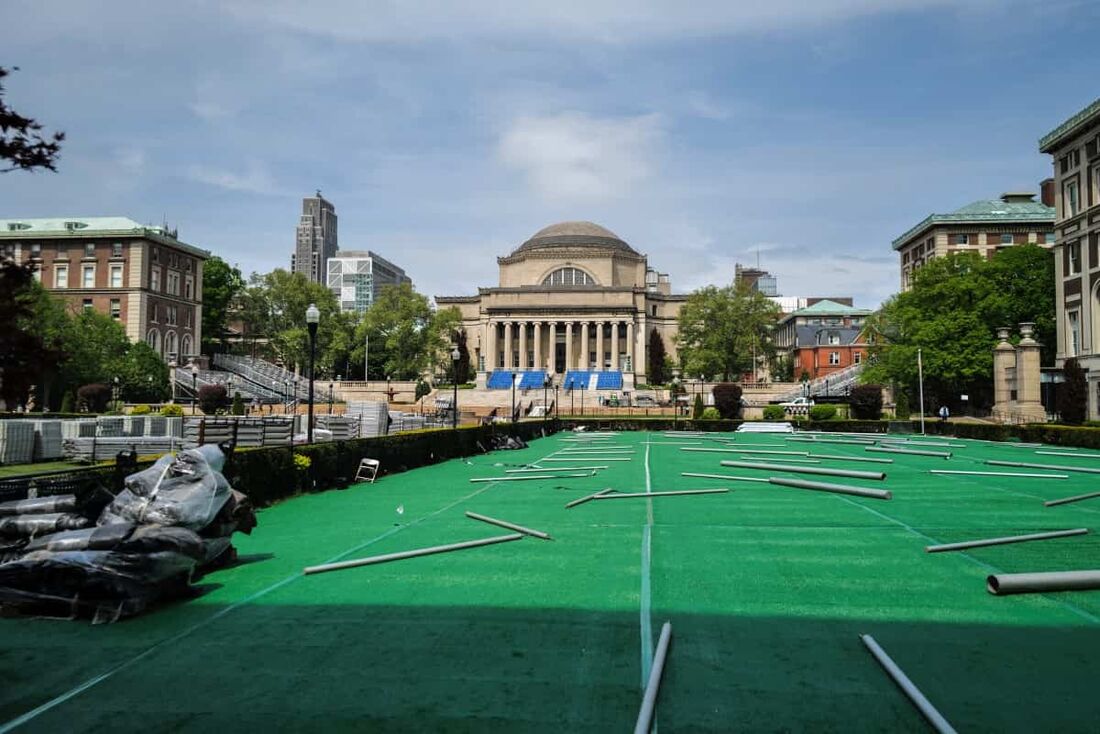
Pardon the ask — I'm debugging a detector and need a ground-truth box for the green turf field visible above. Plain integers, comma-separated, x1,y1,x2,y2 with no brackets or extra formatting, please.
2,429,1100,732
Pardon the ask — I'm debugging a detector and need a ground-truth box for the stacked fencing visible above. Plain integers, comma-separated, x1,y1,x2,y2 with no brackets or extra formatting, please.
181,417,294,448
59,416,184,462
345,401,390,438
0,422,35,465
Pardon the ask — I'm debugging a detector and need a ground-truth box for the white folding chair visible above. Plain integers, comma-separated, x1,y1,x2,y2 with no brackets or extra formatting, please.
355,458,380,484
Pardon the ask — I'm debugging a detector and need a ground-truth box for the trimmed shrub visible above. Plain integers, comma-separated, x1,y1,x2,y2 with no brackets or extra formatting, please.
701,406,721,420
1059,358,1088,425
850,384,883,420
809,404,837,421
198,384,229,415
59,392,75,414
712,383,743,419
76,383,111,413
230,391,246,416
692,394,705,420
160,404,184,417
762,405,785,421
894,391,910,420
130,404,152,415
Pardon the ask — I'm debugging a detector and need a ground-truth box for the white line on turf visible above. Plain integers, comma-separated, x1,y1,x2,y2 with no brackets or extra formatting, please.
640,434,656,726
0,457,533,733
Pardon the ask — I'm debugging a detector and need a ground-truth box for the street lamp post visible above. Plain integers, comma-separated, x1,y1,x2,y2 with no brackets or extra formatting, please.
305,303,320,443
328,381,334,414
510,370,517,423
169,360,177,405
451,345,461,429
190,364,198,415
671,369,681,427
112,376,120,409
542,373,550,425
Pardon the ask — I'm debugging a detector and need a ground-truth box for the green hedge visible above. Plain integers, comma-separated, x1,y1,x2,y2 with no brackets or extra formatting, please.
1015,424,1100,449
225,421,558,507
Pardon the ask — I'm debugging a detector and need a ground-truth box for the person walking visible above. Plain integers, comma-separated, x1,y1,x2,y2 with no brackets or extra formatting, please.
938,404,949,424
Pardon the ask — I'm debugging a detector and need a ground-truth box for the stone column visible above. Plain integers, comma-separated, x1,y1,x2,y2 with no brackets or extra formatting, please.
611,321,620,371
534,322,542,372
581,322,590,370
485,321,496,373
549,322,557,373
518,322,527,370
565,322,574,372
595,321,605,371
626,321,635,374
992,326,1015,419
504,322,513,371
1015,322,1045,422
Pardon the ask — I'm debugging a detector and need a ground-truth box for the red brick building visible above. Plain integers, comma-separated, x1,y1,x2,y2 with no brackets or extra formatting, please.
1,217,209,364
774,299,872,381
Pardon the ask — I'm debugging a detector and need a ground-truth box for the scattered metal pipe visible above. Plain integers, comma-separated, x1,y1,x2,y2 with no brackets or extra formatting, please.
1035,451,1100,459
594,489,730,500
565,488,616,509
807,454,894,464
769,477,891,500
929,469,1067,479
926,528,1088,553
543,457,632,462
465,511,552,540
1044,490,1100,507
860,634,957,734
680,472,769,483
719,460,885,481
987,460,1100,475
633,621,672,734
987,570,1100,596
867,447,951,458
788,437,877,446
505,466,608,473
303,533,524,575
469,472,593,482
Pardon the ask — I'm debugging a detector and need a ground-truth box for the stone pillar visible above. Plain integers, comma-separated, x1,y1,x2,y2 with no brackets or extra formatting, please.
596,321,605,371
504,322,513,371
549,322,557,373
1015,322,1046,422
565,322,574,372
611,321,620,371
518,322,527,370
992,326,1015,419
581,322,590,370
533,322,542,372
485,321,496,373
626,321,635,374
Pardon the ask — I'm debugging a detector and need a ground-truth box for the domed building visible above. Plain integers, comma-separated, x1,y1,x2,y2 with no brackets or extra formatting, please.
436,221,686,390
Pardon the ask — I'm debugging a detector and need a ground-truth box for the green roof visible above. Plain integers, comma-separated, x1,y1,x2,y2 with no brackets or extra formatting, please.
891,195,1054,250
0,216,209,258
1039,98,1100,153
785,299,871,319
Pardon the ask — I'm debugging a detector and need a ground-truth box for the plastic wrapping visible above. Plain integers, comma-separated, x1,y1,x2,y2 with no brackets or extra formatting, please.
0,513,91,538
99,448,232,530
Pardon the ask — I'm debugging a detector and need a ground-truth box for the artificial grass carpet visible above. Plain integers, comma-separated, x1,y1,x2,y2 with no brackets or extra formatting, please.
1,430,1099,732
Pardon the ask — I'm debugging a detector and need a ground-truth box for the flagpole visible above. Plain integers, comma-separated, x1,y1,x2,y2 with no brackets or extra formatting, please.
917,348,926,435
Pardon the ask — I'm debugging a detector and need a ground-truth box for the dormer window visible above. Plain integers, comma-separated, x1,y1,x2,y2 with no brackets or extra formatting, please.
64,221,88,231
7,222,30,231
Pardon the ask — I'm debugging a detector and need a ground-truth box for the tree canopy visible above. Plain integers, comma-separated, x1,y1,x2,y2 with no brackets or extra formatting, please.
200,256,244,356
675,283,780,381
350,283,460,380
1,67,64,173
863,246,1055,409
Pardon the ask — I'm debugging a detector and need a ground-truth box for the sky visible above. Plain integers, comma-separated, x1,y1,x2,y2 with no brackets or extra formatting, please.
1,0,1097,308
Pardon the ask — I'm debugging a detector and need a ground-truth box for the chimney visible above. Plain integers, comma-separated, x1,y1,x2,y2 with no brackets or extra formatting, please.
1040,178,1055,208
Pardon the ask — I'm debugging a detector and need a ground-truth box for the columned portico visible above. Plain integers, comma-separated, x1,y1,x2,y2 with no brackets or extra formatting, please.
504,322,513,370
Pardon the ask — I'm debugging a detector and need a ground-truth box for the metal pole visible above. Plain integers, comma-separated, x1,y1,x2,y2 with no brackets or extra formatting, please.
634,622,672,734
453,358,459,429
917,347,926,435
860,635,956,734
365,332,369,381
307,326,316,443
511,371,516,423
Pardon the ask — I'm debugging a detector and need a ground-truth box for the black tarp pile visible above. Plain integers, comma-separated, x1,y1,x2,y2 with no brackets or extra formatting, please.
488,434,529,451
0,445,256,623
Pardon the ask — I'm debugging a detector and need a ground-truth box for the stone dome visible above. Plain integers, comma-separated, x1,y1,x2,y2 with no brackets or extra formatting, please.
512,221,638,256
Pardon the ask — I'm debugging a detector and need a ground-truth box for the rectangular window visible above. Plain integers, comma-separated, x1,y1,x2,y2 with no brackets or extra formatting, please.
853,352,862,365
54,264,68,288
84,243,95,258
82,264,95,287
1000,233,1014,244
110,299,121,320
650,305,657,317
110,264,123,288
1066,180,1080,217
954,234,969,245
151,268,160,292
1045,232,1056,244
148,303,157,323
57,243,68,257
82,298,93,311
1068,310,1081,357
30,243,41,258
828,332,841,345
829,352,840,365
185,275,194,300
151,247,159,263
111,242,123,257
1069,241,1082,274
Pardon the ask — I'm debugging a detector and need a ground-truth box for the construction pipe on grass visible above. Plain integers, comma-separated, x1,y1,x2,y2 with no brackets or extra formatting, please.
506,466,608,473
769,477,892,500
1035,451,1100,459
860,634,957,734
565,488,616,509
593,489,730,500
683,447,809,456
926,528,1088,553
469,472,594,482
987,460,1100,475
929,470,1067,479
1044,490,1100,507
719,460,886,481
987,570,1100,596
633,621,672,734
788,438,878,446
807,454,894,464
543,457,631,462
681,472,769,483
867,447,951,459
465,511,552,540
303,533,524,575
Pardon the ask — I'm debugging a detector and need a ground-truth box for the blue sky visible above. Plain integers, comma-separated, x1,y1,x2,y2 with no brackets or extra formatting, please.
1,0,1097,307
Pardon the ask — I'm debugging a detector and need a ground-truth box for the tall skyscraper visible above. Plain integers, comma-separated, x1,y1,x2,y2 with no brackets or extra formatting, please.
291,190,338,283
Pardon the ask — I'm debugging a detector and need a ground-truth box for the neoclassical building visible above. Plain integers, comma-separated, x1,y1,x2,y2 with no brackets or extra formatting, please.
436,221,686,389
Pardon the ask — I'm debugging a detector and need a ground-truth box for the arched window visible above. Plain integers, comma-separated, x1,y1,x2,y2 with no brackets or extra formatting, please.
165,331,178,361
542,267,596,287
146,329,161,355
180,334,193,359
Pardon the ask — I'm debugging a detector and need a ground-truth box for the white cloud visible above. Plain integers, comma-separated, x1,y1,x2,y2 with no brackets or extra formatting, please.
222,0,981,43
186,162,283,195
497,112,662,201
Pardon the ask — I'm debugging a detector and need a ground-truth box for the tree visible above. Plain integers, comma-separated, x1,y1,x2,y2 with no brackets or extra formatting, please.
76,384,111,413
1059,358,1087,425
351,284,459,380
1,67,64,173
237,269,341,373
849,384,883,420
113,341,170,403
648,329,668,385
198,384,229,415
230,391,246,416
676,283,780,381
863,247,1055,410
201,256,244,356
0,260,63,408
452,328,472,383
692,393,705,420
712,383,743,419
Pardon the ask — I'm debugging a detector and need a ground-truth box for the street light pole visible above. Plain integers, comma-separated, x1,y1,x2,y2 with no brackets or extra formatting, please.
510,370,517,423
328,381,334,414
672,369,681,427
190,364,198,415
306,303,319,443
451,345,461,429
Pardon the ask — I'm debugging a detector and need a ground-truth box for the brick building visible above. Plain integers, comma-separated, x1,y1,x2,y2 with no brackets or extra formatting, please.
773,299,872,381
0,217,209,364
